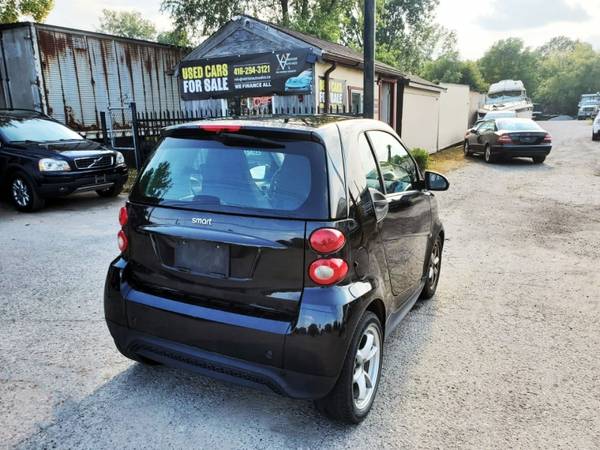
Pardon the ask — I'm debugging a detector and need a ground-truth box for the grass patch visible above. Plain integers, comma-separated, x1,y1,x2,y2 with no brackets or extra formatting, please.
428,144,467,173
124,169,138,193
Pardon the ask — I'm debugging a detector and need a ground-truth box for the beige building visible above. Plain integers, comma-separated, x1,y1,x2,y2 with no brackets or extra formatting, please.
180,15,474,153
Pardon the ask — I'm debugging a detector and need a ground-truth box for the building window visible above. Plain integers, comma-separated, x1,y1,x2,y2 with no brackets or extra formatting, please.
349,88,363,115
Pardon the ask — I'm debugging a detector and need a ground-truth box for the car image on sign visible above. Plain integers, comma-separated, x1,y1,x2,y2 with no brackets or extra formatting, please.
285,69,313,93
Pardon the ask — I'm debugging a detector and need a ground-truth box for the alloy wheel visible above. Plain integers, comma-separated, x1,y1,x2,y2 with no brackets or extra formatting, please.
11,178,31,208
428,240,441,288
485,146,492,163
353,323,381,411
464,141,470,156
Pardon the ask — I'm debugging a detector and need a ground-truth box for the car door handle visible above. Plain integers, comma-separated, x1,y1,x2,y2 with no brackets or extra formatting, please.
373,197,389,207
369,188,389,222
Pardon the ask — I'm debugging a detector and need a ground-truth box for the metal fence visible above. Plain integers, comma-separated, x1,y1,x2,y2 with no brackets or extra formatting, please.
117,102,361,168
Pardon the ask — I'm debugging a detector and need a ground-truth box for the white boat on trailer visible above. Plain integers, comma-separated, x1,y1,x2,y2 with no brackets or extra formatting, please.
478,80,534,120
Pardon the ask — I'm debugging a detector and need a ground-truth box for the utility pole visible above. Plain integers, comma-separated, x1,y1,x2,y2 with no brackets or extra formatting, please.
363,0,375,118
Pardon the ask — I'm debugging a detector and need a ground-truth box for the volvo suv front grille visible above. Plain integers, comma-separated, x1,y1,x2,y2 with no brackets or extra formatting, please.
74,155,113,170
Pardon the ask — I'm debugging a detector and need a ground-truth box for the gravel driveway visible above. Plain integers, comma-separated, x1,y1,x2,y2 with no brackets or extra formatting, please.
1,120,599,449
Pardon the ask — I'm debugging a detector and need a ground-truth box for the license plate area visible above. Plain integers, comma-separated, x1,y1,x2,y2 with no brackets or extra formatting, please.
95,173,107,184
174,240,229,277
152,234,230,277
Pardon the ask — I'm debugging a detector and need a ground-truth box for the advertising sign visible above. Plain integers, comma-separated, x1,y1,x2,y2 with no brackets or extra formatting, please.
319,77,347,110
179,49,313,100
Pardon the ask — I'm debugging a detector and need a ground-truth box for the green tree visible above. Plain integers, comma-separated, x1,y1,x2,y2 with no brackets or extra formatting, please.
98,9,157,40
459,61,488,93
157,28,192,47
537,36,578,58
161,0,448,73
478,38,539,95
421,55,487,92
0,0,54,23
535,41,600,115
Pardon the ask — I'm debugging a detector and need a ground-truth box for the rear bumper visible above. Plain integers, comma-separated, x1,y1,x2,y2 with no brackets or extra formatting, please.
35,166,128,197
491,144,552,157
107,320,336,398
104,258,376,399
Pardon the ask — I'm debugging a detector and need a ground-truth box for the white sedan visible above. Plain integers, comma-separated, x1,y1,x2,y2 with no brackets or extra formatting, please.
594,112,600,141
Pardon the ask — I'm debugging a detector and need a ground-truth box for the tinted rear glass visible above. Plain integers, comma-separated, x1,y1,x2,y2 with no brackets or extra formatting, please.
497,119,542,131
131,136,328,219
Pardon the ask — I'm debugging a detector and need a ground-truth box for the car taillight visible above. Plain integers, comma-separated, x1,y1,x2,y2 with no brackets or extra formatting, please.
118,205,128,252
118,206,128,227
309,228,346,254
200,124,241,133
543,133,552,143
309,258,348,286
497,134,513,144
117,229,128,252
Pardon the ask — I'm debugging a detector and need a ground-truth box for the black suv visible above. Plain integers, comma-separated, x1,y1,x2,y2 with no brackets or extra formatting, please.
105,117,448,423
0,110,128,211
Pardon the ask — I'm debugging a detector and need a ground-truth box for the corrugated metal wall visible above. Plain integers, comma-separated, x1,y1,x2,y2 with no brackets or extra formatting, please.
0,25,40,110
35,25,187,136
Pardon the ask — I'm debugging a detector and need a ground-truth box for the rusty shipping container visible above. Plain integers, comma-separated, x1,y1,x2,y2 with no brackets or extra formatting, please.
0,22,187,137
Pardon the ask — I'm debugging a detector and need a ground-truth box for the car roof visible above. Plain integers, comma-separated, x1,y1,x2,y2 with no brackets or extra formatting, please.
493,117,534,123
164,115,356,133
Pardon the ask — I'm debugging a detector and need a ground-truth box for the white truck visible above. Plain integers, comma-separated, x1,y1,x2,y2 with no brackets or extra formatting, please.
577,93,600,120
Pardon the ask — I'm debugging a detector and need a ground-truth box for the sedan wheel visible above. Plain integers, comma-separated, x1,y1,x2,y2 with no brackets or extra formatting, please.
484,146,494,163
464,141,472,157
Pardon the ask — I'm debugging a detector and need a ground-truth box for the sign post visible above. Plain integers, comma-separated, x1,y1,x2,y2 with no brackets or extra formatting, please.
363,0,375,118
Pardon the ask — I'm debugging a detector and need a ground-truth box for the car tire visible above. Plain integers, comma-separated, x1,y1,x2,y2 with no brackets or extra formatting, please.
315,311,383,424
420,234,443,300
463,141,472,157
593,132,600,141
484,145,495,164
9,173,45,212
96,184,124,198
532,156,546,164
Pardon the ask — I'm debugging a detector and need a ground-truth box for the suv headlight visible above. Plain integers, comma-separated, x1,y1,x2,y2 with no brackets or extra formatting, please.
115,151,126,167
38,158,70,172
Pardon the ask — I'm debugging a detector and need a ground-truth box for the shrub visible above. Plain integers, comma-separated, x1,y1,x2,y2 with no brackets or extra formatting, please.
410,148,429,171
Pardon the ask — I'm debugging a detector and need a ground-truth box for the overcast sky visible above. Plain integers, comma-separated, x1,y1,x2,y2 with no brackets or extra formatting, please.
45,0,600,60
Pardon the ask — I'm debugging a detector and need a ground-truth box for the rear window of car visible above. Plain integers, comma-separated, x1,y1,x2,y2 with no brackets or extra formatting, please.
496,119,542,131
131,136,329,219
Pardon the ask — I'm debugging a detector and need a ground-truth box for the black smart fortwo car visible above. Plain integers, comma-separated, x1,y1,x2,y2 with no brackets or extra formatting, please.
0,110,128,211
104,116,448,423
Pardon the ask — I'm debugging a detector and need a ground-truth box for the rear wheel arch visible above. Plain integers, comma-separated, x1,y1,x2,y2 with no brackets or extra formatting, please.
365,298,386,337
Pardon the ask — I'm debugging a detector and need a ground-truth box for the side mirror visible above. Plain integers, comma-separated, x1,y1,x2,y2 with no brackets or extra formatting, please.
424,171,449,191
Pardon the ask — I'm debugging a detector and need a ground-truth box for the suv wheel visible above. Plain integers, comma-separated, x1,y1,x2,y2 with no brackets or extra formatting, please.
463,141,472,157
420,234,442,299
96,184,124,198
532,156,546,164
315,311,383,424
484,145,495,163
593,132,600,141
10,174,45,212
